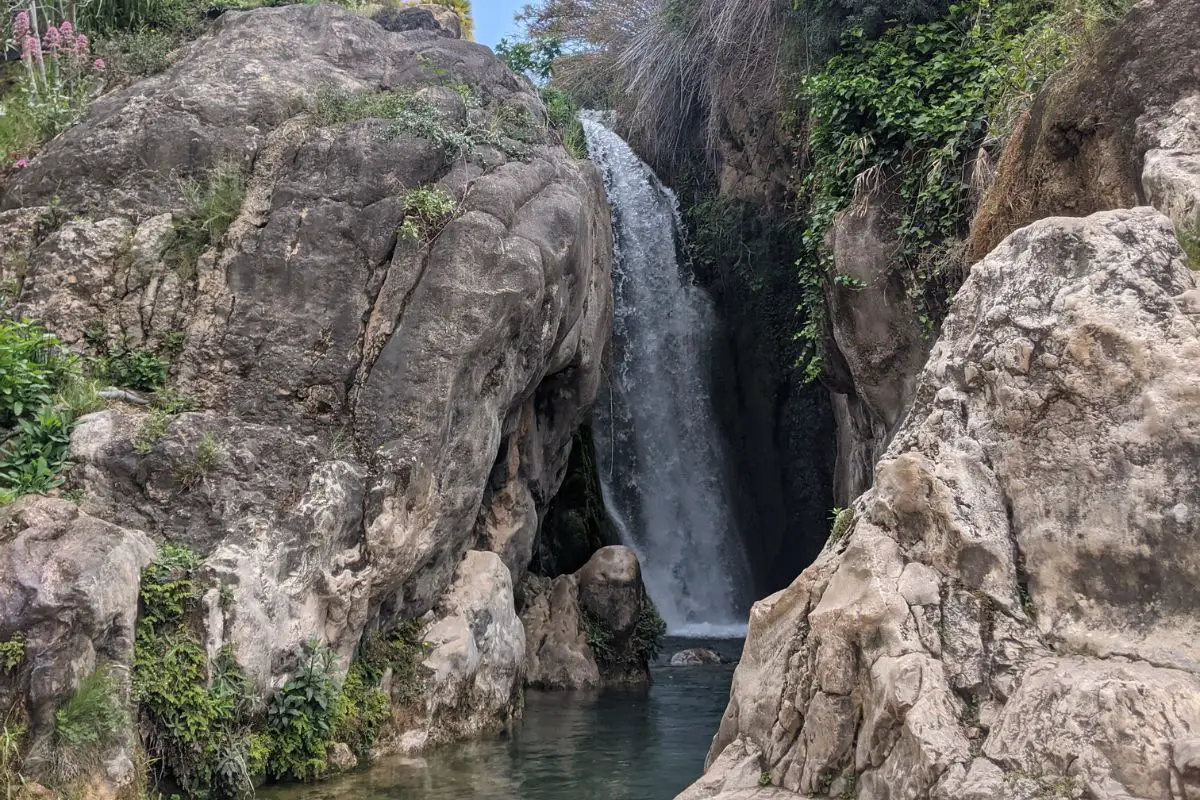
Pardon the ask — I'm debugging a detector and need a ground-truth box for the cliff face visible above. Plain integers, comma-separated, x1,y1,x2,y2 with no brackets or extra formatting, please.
0,5,639,793
679,0,1200,796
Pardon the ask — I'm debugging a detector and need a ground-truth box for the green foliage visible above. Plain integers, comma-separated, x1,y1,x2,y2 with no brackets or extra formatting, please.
791,0,1127,378
397,186,458,244
758,771,772,787
265,642,338,783
0,635,24,674
828,506,855,543
0,722,25,800
1180,222,1200,270
96,346,169,392
0,406,72,498
53,667,124,749
0,321,71,428
174,432,222,490
165,162,247,278
631,602,666,664
357,621,428,707
78,0,208,35
540,87,585,158
581,610,615,667
496,36,562,83
94,29,179,82
134,545,259,798
330,663,388,760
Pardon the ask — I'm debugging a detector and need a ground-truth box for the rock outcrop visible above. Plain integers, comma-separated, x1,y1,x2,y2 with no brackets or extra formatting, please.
681,205,1200,799
669,648,724,666
0,0,613,782
520,545,662,688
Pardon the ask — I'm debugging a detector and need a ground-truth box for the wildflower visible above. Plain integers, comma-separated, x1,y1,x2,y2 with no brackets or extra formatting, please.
12,11,29,40
21,34,40,63
14,159,28,169
58,19,76,52
92,58,106,73
73,34,89,56
42,25,60,53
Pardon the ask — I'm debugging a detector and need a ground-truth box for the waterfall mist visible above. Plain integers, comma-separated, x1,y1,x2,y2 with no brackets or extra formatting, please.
583,113,753,637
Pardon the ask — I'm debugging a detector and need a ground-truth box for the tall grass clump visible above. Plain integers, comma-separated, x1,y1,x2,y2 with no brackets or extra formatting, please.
165,161,247,277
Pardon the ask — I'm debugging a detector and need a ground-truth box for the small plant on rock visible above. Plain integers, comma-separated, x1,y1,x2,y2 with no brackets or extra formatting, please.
828,507,855,544
631,602,667,664
52,666,125,785
165,162,247,278
397,186,457,244
266,641,339,782
0,635,24,674
174,433,222,490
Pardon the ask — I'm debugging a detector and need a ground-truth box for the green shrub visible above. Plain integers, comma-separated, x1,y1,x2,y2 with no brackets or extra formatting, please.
0,407,73,497
265,642,339,782
0,321,71,427
828,507,855,543
174,432,222,490
540,87,585,158
94,28,179,83
357,621,428,707
165,162,248,278
0,635,24,674
330,664,389,760
582,609,615,668
631,602,666,664
397,187,457,244
95,347,169,392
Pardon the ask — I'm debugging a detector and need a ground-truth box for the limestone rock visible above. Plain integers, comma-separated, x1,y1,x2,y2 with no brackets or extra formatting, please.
967,0,1200,260
680,206,1200,799
401,551,525,750
520,575,601,690
520,545,661,688
0,1,612,757
371,4,462,38
669,648,725,666
0,498,154,745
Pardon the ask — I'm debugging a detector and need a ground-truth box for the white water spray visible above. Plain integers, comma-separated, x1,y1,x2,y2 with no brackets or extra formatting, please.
583,113,752,637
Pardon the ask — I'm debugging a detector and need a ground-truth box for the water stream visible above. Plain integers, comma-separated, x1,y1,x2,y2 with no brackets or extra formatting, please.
582,114,753,635
263,638,740,800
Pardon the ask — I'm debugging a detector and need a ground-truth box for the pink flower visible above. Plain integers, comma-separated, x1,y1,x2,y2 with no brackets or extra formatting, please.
21,34,40,63
12,11,29,40
91,57,106,73
73,33,88,55
42,24,60,52
14,159,28,169
58,19,75,52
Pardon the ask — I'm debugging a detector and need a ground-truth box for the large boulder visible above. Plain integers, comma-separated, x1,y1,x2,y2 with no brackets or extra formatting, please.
0,498,155,791
520,545,662,688
0,0,612,755
681,205,1200,799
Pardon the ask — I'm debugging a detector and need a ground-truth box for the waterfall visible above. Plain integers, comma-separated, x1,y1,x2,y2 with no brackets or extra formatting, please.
583,113,752,637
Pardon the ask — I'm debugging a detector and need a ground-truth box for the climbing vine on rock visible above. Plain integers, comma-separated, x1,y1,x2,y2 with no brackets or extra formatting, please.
790,0,1130,378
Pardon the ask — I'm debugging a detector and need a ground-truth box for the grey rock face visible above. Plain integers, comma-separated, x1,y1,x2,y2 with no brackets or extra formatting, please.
0,498,155,744
520,574,601,690
680,206,1200,799
372,5,462,38
0,2,612,751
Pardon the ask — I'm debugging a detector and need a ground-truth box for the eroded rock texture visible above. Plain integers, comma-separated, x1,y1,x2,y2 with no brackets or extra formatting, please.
0,1,612,753
684,206,1200,800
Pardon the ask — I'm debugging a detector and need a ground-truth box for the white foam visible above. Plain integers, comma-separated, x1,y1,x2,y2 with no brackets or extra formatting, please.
668,622,748,639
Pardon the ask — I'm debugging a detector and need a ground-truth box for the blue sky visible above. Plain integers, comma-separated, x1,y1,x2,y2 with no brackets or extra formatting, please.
474,0,525,49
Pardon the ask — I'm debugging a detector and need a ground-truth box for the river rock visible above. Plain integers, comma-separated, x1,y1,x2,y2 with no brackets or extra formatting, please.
0,498,155,790
0,0,612,765
679,206,1200,799
520,545,662,687
669,648,724,666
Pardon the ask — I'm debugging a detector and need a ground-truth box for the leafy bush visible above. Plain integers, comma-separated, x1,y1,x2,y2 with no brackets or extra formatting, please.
631,602,666,664
265,642,338,782
496,36,562,82
540,87,585,158
0,320,71,427
397,186,457,244
330,664,389,760
165,162,247,278
0,16,107,166
95,346,169,391
0,406,72,497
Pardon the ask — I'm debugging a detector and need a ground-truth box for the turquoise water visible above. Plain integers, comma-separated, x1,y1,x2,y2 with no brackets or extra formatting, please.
264,637,740,800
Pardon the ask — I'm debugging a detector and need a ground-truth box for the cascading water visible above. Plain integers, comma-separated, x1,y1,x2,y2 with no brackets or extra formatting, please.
583,113,752,637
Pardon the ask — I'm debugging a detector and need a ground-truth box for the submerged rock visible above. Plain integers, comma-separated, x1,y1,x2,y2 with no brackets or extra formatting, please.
681,206,1200,799
669,648,724,666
